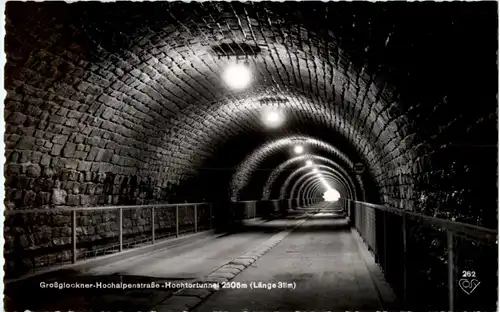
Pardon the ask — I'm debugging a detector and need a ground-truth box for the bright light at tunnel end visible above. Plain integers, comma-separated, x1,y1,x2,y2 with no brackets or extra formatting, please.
223,62,252,90
323,188,341,202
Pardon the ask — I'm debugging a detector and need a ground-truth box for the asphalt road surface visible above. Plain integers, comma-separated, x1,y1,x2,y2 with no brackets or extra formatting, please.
193,209,383,311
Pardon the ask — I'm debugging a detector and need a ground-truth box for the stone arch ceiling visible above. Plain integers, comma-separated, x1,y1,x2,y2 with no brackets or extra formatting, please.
302,176,344,199
292,171,348,200
280,164,349,199
230,136,354,198
262,154,356,200
4,2,497,226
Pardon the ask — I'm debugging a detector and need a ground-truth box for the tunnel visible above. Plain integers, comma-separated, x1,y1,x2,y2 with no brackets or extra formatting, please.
3,2,498,311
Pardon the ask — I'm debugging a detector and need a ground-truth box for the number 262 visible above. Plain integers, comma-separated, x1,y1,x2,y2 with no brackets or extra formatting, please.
462,270,476,277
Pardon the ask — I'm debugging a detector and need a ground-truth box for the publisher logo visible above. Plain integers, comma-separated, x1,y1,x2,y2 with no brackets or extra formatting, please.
458,278,480,295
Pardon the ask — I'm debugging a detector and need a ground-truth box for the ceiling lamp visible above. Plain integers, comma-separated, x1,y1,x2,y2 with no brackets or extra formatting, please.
223,62,252,90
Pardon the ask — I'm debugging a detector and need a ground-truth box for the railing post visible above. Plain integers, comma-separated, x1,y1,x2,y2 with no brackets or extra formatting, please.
209,203,213,229
402,215,407,304
447,231,454,312
194,204,198,233
383,210,387,272
151,207,155,244
176,205,179,238
71,210,77,264
119,208,123,252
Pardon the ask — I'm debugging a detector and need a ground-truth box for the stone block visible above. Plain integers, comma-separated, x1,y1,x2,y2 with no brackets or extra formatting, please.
222,264,246,272
6,164,22,175
67,194,79,206
31,151,42,163
229,258,254,267
26,164,41,177
7,112,27,125
77,161,91,171
51,189,67,205
176,288,212,299
50,144,63,156
17,136,36,150
101,107,114,120
238,255,259,261
101,149,114,162
19,150,31,163
73,133,85,144
62,142,76,157
86,146,100,161
52,134,67,145
75,151,88,160
208,270,239,280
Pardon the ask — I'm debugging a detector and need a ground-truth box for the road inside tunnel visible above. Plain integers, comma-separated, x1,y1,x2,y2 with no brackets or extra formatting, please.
3,1,498,311
5,203,395,312
193,207,386,312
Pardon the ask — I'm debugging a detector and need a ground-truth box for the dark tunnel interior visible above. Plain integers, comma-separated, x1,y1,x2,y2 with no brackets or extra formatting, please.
2,1,498,311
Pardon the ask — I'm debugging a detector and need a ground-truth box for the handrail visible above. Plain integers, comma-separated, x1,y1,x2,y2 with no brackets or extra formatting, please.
346,197,497,311
345,198,497,242
4,197,322,215
233,197,319,204
3,202,211,215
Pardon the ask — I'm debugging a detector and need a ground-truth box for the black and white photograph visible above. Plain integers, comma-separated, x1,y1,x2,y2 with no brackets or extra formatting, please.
2,1,498,311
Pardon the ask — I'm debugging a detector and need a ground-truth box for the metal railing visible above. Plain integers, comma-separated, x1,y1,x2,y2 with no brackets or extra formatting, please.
4,196,322,278
4,202,212,268
342,198,498,311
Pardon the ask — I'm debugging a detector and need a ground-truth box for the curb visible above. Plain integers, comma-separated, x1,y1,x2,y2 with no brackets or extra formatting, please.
151,213,314,312
351,228,397,309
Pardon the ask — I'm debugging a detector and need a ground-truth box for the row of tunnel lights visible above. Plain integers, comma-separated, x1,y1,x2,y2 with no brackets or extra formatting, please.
224,62,340,202
222,62,286,129
292,144,341,202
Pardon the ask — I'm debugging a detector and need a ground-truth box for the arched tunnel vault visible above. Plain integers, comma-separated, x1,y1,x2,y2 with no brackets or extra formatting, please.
290,169,352,201
298,173,348,198
4,2,497,229
295,172,349,201
281,165,354,199
305,179,339,200
231,136,355,199
303,176,346,200
5,2,407,210
291,168,353,201
262,154,358,200
297,174,347,200
306,182,328,199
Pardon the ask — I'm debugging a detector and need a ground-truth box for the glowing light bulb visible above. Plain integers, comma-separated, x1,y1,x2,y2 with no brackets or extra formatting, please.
223,63,252,90
262,109,284,128
294,145,304,154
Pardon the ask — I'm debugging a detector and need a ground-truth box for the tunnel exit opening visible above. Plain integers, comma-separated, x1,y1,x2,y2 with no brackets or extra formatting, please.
322,188,341,202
